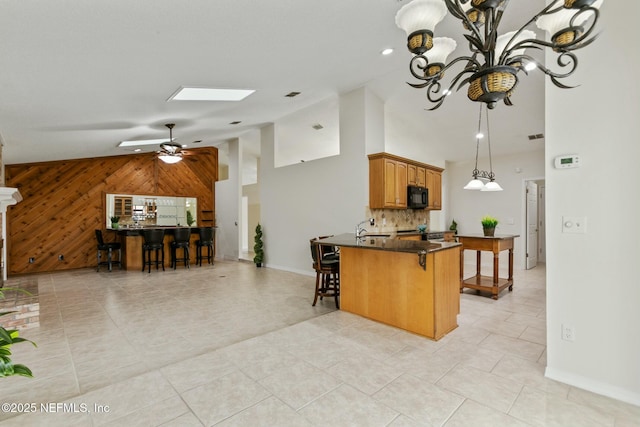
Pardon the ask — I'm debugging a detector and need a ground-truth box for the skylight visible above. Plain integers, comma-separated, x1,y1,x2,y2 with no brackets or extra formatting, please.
168,87,255,102
118,138,170,147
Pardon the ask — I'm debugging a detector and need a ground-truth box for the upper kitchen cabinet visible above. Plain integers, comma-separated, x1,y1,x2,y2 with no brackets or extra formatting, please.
369,154,408,208
426,169,442,210
408,164,426,187
369,153,443,210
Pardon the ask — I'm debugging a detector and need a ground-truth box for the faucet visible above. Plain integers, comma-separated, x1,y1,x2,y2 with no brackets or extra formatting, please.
356,218,375,237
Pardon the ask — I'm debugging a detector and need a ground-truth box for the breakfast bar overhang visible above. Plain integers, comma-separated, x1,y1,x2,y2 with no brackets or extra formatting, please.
320,234,462,340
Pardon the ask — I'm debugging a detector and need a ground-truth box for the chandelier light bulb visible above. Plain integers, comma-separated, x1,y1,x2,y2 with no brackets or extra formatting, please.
395,0,447,35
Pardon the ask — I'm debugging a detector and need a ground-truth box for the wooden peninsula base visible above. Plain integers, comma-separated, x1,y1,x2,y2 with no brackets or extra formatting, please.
320,234,461,340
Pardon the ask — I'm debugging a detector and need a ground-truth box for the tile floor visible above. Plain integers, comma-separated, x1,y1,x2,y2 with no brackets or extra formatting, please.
0,261,638,426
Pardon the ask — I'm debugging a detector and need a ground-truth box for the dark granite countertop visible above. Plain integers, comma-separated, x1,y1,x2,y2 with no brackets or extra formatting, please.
319,233,460,254
112,226,216,236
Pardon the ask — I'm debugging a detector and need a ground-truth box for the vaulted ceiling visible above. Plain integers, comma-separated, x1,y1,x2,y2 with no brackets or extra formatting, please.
0,0,549,166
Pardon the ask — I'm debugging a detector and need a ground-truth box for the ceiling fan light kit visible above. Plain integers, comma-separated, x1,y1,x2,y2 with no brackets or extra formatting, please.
395,0,603,110
157,124,183,164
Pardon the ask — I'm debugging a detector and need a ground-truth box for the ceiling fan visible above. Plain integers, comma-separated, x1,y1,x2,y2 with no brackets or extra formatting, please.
157,123,189,164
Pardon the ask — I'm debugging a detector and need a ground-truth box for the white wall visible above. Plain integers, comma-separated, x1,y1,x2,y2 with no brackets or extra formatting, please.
259,87,377,274
544,2,640,405
448,149,545,270
214,138,240,260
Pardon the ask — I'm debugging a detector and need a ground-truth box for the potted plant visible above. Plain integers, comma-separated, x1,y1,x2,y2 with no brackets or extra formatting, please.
253,223,264,267
449,219,458,234
0,287,36,378
481,215,498,237
110,216,120,229
186,210,195,227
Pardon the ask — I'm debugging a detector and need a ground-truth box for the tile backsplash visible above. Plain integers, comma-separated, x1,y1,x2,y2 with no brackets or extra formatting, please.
364,208,431,233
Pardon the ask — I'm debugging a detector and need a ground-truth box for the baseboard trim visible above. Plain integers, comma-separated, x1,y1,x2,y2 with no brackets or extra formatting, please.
545,366,640,407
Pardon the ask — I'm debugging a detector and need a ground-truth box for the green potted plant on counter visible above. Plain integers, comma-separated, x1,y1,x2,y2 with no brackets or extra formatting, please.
481,215,498,237
186,210,195,227
253,223,264,267
110,216,120,229
449,219,458,235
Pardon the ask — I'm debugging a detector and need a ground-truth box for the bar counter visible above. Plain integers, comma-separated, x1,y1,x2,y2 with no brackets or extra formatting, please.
320,233,461,340
108,226,214,271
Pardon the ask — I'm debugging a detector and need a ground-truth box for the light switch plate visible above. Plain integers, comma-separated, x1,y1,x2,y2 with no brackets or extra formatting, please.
562,216,587,234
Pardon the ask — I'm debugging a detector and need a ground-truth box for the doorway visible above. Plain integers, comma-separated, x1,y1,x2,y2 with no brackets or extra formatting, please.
525,178,546,268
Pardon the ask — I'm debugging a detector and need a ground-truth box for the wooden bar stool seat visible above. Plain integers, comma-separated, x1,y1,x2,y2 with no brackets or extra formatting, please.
142,229,165,273
310,236,340,309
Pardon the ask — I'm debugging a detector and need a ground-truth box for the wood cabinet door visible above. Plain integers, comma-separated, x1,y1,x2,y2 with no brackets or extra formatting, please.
407,164,417,186
426,170,442,210
384,159,398,207
396,161,408,207
416,167,426,187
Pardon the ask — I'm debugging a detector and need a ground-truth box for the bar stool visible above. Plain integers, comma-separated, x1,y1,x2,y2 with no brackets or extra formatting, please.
310,237,340,309
196,227,214,266
95,230,122,272
171,227,191,269
142,229,165,273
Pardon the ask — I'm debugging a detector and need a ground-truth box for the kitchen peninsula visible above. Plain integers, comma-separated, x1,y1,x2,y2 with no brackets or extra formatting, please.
320,234,461,340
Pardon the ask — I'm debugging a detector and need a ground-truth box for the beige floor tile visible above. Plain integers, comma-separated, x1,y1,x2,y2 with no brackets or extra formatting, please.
480,333,545,361
1,262,634,427
300,384,398,426
216,396,313,427
437,365,523,413
258,360,342,410
492,355,569,397
181,371,271,426
374,374,464,425
77,370,178,425
326,352,403,395
160,349,237,393
444,399,531,427
102,396,192,426
509,386,615,427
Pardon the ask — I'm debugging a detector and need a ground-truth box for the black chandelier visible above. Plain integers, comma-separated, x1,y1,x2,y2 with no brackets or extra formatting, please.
395,0,603,110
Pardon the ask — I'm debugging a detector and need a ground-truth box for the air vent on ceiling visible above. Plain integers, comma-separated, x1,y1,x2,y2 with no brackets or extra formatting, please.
285,91,301,98
528,133,544,140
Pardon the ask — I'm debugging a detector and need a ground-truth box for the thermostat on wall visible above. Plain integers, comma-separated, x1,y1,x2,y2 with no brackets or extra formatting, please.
554,154,581,169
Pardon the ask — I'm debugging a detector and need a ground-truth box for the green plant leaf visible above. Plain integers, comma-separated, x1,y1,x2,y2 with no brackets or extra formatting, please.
0,328,13,343
12,364,33,378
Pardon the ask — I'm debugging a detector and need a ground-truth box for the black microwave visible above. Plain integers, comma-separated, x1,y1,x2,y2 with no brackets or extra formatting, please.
407,185,428,209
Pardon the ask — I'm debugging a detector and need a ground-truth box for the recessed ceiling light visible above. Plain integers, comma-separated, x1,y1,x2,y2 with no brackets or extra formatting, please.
118,138,170,147
168,87,255,102
381,48,394,55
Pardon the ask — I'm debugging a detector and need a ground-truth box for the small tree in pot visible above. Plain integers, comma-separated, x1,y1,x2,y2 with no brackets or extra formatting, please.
253,223,264,267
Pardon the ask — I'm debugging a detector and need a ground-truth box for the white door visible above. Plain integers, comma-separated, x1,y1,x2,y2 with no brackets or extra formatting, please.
526,181,538,269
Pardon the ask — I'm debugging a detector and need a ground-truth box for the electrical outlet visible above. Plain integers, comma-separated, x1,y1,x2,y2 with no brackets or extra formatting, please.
562,324,576,342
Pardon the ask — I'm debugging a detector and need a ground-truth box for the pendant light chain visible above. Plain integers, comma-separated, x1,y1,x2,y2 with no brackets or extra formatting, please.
485,105,494,178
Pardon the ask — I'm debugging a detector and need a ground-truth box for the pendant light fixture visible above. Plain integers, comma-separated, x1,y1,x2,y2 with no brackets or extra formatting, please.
464,104,502,191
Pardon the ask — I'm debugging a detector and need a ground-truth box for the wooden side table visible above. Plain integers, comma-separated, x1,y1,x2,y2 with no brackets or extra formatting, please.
458,234,519,300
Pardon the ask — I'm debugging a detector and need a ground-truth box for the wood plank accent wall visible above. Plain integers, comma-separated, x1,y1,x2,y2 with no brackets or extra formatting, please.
5,147,217,275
